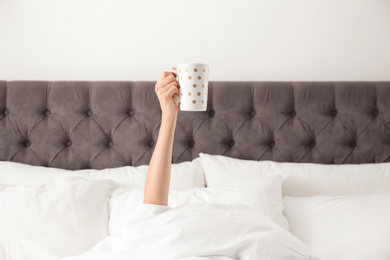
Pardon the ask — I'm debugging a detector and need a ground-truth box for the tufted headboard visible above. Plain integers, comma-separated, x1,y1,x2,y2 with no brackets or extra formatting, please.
1,81,390,170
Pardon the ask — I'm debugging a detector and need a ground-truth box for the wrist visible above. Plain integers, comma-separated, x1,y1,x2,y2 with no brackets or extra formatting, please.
162,113,177,123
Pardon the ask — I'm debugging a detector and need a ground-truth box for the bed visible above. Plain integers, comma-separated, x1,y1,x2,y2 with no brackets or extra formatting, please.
1,80,390,260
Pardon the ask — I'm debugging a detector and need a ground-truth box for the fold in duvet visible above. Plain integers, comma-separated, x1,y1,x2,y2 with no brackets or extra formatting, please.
61,203,317,260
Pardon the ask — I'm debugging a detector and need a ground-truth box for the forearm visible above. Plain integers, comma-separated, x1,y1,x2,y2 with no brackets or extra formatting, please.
143,114,177,206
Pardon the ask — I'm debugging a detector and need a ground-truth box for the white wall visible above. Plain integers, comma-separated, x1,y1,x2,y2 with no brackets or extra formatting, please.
0,0,389,81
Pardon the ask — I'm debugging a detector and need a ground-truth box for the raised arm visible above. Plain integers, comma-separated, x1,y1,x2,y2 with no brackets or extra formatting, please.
143,68,180,206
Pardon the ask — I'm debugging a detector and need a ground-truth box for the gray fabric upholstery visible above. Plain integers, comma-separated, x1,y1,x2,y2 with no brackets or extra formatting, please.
0,81,390,170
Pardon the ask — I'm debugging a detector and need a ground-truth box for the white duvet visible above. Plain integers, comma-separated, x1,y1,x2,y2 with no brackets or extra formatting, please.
61,203,317,260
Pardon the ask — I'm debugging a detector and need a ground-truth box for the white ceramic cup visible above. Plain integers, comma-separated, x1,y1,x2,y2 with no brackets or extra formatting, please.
167,63,209,111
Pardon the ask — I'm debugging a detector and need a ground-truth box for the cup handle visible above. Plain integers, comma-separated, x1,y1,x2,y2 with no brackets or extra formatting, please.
166,69,180,104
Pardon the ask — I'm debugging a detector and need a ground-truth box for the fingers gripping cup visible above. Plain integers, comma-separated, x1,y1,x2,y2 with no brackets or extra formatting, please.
167,63,209,111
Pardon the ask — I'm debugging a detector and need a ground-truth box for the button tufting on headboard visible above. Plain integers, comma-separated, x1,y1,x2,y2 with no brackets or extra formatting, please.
372,109,379,117
330,109,337,117
1,80,390,169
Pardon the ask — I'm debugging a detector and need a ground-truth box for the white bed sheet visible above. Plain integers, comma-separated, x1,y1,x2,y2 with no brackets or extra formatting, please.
61,203,317,260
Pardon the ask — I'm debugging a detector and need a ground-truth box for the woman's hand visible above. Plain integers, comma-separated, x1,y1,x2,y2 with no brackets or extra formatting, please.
155,67,180,118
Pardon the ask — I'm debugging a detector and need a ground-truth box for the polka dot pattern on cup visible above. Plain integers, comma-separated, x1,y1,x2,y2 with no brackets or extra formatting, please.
177,65,208,108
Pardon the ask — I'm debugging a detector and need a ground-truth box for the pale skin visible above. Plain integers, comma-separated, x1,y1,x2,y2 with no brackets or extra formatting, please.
143,67,180,206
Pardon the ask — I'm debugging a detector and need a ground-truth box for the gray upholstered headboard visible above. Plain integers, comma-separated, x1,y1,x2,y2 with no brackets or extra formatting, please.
1,81,390,170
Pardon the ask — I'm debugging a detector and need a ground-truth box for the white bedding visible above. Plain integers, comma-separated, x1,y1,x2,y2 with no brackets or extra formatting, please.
0,177,116,260
200,153,390,196
109,177,289,235
0,158,205,190
284,193,390,260
178,257,234,260
61,203,317,260
3,153,390,260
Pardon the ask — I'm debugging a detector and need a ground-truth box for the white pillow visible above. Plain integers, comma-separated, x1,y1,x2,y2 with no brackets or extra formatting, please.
109,176,289,236
199,153,390,196
0,177,116,260
283,194,390,260
0,157,205,190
